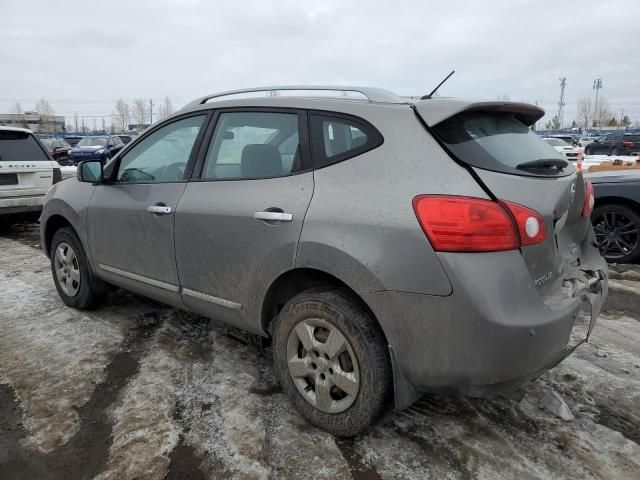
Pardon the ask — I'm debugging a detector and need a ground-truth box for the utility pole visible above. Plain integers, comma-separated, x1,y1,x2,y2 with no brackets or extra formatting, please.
557,77,566,130
149,98,153,125
534,100,539,131
593,78,602,128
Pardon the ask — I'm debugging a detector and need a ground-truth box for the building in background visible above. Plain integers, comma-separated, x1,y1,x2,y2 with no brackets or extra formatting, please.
0,112,65,132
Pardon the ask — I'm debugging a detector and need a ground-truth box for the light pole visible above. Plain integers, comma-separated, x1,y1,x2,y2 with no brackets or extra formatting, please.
593,78,602,129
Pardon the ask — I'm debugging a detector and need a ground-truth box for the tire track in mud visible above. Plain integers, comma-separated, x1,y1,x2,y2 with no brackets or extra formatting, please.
0,312,161,480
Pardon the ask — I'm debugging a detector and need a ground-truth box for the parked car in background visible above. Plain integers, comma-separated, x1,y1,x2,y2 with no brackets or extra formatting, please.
40,86,607,436
543,137,579,161
67,135,125,164
587,169,640,263
64,136,84,147
577,136,597,148
40,137,72,164
117,134,137,145
550,135,579,146
0,127,62,221
585,134,640,156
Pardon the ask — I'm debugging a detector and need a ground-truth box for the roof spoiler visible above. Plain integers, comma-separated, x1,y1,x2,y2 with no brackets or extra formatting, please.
414,100,545,127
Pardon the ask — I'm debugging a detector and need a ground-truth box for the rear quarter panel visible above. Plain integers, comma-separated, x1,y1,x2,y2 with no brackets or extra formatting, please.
297,103,487,296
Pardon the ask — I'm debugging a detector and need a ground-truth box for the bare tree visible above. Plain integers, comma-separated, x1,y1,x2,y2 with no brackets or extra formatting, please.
595,97,613,128
35,98,55,132
158,96,174,120
10,102,28,128
113,98,130,132
576,97,592,130
132,98,148,126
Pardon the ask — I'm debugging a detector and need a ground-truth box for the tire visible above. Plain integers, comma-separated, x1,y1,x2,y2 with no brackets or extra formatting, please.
50,227,110,309
272,287,392,437
585,147,591,155
611,148,619,156
591,204,640,263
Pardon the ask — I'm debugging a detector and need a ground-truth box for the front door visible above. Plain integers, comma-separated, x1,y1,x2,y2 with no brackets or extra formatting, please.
175,109,313,333
88,114,208,307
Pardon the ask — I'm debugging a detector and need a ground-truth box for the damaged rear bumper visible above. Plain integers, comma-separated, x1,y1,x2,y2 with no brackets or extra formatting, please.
362,250,608,410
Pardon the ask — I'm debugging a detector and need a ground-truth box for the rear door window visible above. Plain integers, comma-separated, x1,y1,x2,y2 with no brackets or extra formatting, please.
432,111,575,177
0,131,49,162
201,111,302,180
310,114,383,168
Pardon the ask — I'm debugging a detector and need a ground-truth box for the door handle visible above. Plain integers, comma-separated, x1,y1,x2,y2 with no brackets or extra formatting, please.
147,205,172,215
254,211,293,222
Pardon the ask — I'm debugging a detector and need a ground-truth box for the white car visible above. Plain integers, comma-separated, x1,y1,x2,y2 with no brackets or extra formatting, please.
542,137,579,161
0,126,62,220
577,136,597,148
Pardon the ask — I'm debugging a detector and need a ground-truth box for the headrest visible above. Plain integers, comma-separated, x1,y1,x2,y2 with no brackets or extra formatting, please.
241,144,282,178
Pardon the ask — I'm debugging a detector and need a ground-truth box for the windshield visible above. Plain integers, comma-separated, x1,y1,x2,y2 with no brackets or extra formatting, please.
40,138,55,148
0,130,50,162
544,138,570,147
77,137,108,147
432,111,573,177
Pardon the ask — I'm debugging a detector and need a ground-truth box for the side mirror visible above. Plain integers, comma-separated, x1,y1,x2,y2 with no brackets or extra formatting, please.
77,160,104,183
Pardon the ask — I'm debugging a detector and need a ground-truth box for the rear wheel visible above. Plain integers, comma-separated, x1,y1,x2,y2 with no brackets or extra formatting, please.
585,146,592,155
50,227,110,309
272,287,392,437
592,204,640,263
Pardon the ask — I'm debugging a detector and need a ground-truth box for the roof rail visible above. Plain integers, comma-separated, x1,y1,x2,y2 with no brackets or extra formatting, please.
182,85,405,109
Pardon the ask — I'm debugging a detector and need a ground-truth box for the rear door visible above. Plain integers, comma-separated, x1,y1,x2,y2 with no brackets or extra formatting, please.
174,109,313,333
0,130,54,201
416,104,597,299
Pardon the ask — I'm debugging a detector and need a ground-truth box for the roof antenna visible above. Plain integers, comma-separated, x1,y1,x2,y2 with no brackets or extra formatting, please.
421,70,455,100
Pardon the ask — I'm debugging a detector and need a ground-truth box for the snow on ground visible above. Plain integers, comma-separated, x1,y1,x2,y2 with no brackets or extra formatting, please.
1,233,640,479
0,237,137,452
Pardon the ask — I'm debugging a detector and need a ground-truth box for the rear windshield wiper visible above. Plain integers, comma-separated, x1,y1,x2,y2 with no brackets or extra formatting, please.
516,159,569,172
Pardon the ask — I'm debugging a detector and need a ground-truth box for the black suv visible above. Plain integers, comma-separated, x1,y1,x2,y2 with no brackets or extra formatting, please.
585,134,640,156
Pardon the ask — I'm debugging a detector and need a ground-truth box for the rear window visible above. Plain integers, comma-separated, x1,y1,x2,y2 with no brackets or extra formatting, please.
0,131,50,162
432,112,575,177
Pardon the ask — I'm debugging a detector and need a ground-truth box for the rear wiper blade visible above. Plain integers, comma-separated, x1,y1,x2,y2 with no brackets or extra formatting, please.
516,159,569,171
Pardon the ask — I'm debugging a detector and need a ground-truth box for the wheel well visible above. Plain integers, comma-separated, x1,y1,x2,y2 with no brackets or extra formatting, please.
261,268,385,340
593,196,640,214
44,215,73,257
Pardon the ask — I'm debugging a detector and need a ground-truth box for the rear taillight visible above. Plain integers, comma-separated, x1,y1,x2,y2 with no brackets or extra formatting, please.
583,179,594,217
622,141,633,147
412,195,546,252
52,167,62,185
501,201,547,247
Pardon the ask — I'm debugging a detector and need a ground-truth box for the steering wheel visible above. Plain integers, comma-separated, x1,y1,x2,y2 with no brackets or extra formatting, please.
161,162,187,181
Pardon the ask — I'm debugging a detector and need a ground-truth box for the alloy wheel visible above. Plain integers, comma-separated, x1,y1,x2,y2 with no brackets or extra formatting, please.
593,211,640,260
54,241,81,297
286,317,360,413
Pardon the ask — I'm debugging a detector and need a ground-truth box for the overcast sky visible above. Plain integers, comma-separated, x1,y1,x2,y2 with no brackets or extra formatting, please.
1,0,638,128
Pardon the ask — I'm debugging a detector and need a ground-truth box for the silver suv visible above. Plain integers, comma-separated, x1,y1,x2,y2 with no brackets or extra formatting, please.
40,86,608,436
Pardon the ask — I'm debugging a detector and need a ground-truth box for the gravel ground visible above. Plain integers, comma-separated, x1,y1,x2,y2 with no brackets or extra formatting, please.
1,221,639,480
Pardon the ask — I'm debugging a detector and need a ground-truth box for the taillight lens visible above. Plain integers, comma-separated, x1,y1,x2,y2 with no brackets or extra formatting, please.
622,141,633,147
583,179,594,217
52,167,62,185
412,195,546,252
501,201,547,247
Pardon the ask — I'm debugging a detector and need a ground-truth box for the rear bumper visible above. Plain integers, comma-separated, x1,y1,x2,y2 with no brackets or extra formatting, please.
363,249,607,408
0,196,44,215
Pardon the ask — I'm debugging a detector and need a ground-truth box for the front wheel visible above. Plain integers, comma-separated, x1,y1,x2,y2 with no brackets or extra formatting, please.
51,227,110,309
592,204,640,263
611,148,619,156
272,287,392,437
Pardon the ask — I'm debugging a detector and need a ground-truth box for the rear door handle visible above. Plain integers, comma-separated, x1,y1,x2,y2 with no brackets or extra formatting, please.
147,205,172,215
254,211,293,222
